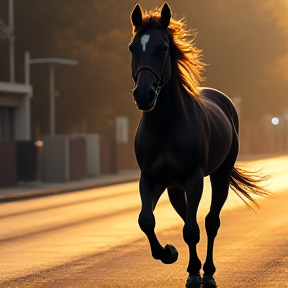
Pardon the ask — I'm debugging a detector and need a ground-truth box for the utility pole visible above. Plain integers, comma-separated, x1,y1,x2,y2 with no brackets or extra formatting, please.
8,0,15,83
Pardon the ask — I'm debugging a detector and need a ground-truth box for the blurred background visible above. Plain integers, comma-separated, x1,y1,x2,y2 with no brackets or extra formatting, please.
0,0,288,187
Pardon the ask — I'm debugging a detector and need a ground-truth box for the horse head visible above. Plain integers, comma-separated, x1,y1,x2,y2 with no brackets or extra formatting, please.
129,3,172,112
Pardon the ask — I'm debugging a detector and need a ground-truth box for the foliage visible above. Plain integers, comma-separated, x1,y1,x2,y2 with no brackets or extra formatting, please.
0,0,287,137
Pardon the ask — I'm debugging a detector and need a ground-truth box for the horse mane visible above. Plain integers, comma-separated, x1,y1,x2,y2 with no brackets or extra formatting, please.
131,7,206,98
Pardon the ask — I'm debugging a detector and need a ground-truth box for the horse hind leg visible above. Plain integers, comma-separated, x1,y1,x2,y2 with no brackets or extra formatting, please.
138,173,178,264
203,138,238,287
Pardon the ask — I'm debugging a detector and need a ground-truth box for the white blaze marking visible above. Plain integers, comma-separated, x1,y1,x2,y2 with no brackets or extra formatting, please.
141,34,150,52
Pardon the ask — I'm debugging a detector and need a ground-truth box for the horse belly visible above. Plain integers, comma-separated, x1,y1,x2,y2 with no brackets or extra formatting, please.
136,148,185,179
206,116,234,175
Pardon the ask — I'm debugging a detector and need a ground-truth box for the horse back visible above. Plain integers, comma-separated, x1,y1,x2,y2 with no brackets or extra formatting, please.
201,87,239,134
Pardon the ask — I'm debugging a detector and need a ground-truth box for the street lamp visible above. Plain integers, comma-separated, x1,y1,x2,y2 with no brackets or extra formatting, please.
271,117,280,125
25,51,78,136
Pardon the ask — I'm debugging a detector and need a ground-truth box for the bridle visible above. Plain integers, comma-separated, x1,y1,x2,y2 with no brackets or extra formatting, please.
132,45,170,97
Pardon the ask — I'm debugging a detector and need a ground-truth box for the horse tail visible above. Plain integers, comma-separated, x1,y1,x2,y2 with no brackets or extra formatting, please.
229,164,270,209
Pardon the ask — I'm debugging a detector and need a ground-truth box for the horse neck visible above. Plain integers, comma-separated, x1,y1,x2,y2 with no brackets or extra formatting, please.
149,68,194,120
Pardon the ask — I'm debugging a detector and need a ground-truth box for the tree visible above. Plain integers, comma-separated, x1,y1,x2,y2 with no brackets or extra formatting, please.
1,0,287,138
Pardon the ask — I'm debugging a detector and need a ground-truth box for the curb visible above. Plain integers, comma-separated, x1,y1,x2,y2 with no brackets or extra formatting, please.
0,173,140,203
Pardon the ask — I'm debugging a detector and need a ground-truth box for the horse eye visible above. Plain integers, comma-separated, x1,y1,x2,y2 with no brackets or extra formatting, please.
160,45,168,53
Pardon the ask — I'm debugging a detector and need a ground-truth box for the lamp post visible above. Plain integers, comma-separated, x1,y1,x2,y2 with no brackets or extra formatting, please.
25,51,78,136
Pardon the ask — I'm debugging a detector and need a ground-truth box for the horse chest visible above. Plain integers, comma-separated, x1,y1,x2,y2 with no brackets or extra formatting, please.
135,123,201,179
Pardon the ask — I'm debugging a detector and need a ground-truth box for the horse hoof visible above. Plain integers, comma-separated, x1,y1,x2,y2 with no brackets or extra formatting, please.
203,274,217,288
186,273,203,288
160,244,178,264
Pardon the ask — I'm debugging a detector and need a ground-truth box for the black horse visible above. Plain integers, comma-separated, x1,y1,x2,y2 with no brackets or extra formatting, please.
129,3,268,287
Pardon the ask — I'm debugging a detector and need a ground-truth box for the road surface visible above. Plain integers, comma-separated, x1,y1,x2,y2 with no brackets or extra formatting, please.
0,156,288,287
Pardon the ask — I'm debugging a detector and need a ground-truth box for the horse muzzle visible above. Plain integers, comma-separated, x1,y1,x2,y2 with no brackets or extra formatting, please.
132,69,160,112
133,86,159,112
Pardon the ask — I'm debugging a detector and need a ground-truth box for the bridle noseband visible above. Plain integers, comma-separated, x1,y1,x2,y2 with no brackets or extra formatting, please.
133,67,163,96
132,48,169,97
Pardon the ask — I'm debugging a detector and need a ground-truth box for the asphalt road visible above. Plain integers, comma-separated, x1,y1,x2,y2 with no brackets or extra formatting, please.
0,156,288,288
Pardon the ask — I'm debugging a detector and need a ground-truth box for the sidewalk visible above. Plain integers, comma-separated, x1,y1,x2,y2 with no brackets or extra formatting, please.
1,153,286,203
0,170,140,203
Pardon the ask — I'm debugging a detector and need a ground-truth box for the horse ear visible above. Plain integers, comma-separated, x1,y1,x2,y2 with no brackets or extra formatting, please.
131,3,143,27
160,2,171,28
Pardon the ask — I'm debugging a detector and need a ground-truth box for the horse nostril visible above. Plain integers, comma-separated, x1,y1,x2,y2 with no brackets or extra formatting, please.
133,86,155,101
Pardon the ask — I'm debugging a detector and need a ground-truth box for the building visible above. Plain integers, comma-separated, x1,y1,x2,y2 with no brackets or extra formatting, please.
0,81,33,187
0,81,32,141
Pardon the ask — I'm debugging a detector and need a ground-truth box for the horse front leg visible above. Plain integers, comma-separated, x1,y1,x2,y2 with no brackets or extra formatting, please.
138,172,178,264
184,169,204,288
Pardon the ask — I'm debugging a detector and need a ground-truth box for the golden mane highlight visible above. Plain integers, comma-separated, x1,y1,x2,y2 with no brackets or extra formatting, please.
131,7,206,98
